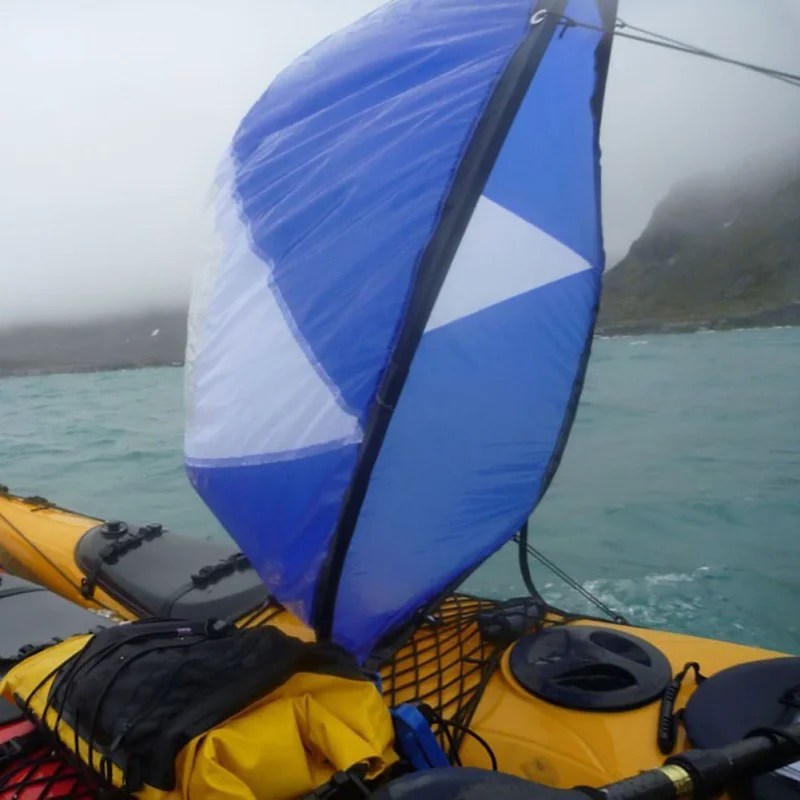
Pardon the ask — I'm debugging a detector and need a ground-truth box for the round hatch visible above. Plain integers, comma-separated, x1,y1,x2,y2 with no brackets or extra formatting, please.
509,625,672,711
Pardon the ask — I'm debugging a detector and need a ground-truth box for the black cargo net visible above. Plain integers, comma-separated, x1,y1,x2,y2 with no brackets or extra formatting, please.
379,594,508,762
0,740,95,799
240,592,544,764
236,600,285,629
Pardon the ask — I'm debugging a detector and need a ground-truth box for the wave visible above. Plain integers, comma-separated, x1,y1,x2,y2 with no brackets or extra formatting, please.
541,566,727,630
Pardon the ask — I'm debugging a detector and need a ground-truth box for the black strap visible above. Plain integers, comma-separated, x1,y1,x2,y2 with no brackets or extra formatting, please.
190,553,250,589
657,661,705,754
158,553,253,615
80,526,164,599
22,496,54,510
0,730,43,768
80,560,104,599
303,765,372,799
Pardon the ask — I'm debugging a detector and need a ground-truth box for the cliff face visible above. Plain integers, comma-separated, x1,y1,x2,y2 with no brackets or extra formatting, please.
0,309,187,377
599,157,800,335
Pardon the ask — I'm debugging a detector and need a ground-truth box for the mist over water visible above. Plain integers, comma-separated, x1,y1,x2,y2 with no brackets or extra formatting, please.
1,0,799,324
1,328,798,654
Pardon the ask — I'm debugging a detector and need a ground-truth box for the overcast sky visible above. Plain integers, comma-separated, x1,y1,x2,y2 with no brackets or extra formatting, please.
1,0,798,326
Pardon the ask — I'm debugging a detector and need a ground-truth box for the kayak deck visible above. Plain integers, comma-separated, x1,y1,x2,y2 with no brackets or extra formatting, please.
0,490,789,793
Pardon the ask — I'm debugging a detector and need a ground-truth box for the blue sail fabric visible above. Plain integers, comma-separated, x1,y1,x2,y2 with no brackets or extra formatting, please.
184,0,542,625
332,0,613,658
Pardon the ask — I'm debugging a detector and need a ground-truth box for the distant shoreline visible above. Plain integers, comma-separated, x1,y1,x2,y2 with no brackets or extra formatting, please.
594,323,800,339
1,320,796,379
596,321,799,338
0,361,184,379
596,303,800,338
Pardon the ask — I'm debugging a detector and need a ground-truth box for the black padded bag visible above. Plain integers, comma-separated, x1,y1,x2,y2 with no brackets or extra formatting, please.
37,618,367,792
683,657,800,800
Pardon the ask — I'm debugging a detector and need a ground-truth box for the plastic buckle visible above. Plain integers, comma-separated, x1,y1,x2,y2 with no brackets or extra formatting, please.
139,523,163,540
304,768,371,799
191,565,215,589
205,619,234,638
17,641,50,659
0,732,40,766
232,553,250,570
98,542,120,563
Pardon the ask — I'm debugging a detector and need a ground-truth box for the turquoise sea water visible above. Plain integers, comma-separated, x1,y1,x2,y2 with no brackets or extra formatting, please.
1,328,798,654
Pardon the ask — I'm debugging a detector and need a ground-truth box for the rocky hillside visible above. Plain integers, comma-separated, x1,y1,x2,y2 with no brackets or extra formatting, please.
4,158,799,378
0,309,187,377
599,156,800,335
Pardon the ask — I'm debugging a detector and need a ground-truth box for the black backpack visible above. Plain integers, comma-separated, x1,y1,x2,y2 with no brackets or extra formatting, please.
27,618,368,793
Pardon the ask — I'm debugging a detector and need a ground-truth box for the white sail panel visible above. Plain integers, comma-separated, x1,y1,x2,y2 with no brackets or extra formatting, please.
425,195,592,332
186,163,362,465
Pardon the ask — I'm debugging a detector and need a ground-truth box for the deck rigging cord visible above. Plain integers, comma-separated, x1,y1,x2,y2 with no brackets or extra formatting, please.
543,12,800,88
514,521,629,625
0,495,113,615
419,704,499,771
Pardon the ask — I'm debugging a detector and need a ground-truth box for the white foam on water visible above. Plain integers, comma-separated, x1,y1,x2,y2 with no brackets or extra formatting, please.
541,566,725,629
644,572,697,586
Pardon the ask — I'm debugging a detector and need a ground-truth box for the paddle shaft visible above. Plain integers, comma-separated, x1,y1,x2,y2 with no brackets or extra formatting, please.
595,722,800,799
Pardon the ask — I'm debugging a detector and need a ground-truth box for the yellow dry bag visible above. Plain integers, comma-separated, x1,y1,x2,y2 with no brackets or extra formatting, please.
0,618,397,799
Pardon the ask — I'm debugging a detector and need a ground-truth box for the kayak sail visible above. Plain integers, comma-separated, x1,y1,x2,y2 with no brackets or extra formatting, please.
185,0,617,660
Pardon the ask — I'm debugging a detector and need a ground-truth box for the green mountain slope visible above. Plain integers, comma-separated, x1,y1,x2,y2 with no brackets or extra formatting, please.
599,159,800,334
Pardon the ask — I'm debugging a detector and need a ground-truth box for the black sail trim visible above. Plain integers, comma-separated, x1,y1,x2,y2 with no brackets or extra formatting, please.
535,0,618,504
513,0,619,601
313,0,570,641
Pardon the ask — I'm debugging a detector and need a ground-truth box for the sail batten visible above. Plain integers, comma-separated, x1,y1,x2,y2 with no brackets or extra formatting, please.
186,0,618,659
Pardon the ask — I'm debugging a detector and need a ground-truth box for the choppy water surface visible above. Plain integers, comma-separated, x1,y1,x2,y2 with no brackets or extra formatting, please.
2,327,798,653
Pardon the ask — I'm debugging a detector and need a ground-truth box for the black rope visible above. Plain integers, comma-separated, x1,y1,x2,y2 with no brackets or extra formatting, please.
514,523,628,625
420,704,498,772
234,598,281,629
550,12,800,88
1,485,108,522
516,521,543,602
380,594,505,761
448,650,502,759
0,505,113,614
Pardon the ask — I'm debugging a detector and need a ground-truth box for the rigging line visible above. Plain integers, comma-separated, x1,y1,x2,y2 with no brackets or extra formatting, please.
612,15,800,85
550,13,800,88
614,28,800,88
0,505,113,614
615,17,800,85
513,531,628,625
617,18,763,66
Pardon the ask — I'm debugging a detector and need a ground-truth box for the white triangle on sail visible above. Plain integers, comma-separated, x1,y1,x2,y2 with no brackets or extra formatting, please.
425,195,592,332
185,160,362,465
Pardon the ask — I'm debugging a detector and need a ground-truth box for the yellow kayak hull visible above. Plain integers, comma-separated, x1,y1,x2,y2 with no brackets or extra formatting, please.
0,490,788,794
0,490,311,639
